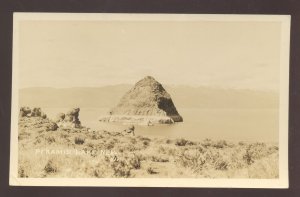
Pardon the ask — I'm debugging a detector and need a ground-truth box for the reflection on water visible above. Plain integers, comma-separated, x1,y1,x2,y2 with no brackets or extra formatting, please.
43,108,279,142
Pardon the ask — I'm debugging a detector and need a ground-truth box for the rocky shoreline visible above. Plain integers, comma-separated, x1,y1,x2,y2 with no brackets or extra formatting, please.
99,115,177,125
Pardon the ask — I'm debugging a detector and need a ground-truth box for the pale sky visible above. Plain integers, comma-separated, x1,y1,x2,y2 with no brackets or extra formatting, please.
18,20,281,91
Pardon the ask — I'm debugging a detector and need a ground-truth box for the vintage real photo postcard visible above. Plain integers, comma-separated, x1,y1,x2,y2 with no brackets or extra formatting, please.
10,13,290,188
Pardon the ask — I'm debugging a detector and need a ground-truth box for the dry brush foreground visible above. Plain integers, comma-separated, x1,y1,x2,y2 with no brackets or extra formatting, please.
18,115,279,178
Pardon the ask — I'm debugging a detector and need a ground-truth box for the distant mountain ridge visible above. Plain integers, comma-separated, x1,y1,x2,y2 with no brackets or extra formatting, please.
19,85,278,109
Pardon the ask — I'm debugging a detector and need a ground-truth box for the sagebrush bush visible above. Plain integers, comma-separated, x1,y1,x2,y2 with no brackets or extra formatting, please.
91,163,107,178
44,159,58,174
18,161,29,178
104,140,115,150
18,166,27,178
151,155,169,162
175,138,188,146
46,136,56,144
243,143,268,165
176,148,206,173
111,160,131,177
74,136,85,145
18,132,31,141
214,158,229,170
212,140,228,149
129,155,141,169
201,138,213,148
147,167,157,174
143,140,150,146
165,139,172,144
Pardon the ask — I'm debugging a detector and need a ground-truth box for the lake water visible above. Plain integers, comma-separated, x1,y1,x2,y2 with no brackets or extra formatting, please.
43,108,279,142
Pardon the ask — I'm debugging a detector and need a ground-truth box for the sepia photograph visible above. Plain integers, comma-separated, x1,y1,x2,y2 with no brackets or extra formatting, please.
9,13,290,187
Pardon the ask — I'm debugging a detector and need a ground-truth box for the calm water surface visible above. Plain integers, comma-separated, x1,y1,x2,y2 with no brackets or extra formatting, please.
43,108,279,142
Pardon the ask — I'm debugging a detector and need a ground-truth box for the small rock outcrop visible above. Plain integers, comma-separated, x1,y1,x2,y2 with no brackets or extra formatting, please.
55,108,82,128
20,107,47,119
19,107,57,131
100,76,183,125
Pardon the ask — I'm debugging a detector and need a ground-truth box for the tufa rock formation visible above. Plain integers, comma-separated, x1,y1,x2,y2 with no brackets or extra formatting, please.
55,108,82,128
20,107,47,119
100,76,183,124
19,107,58,131
19,107,83,132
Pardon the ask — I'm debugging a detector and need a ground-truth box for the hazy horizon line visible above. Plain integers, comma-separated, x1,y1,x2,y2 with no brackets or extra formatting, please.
19,83,279,93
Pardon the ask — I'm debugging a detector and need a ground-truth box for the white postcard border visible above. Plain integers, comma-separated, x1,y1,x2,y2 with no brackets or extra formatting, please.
10,13,290,188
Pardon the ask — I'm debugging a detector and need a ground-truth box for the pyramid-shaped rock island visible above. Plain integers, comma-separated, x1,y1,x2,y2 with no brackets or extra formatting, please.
99,76,183,125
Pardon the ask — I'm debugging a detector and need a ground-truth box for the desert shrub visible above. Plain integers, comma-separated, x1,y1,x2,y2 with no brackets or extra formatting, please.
227,149,246,169
165,139,172,144
18,132,31,140
18,166,27,178
60,133,69,139
111,160,131,177
158,145,173,154
116,146,125,153
34,137,42,145
134,153,146,161
201,138,213,148
175,138,188,146
110,132,122,137
212,140,228,149
44,159,58,174
128,143,139,151
176,147,232,172
158,145,167,154
175,148,206,173
18,161,29,178
115,142,137,152
243,143,268,165
268,145,279,153
104,140,115,150
91,134,98,140
214,157,229,170
110,153,142,177
151,155,169,162
90,163,107,178
157,145,178,156
37,129,44,134
93,168,105,178
186,140,196,146
46,136,56,144
130,138,137,144
89,131,104,140
147,167,158,174
128,154,141,169
143,140,150,146
46,122,58,131
86,142,95,148
74,136,85,145
137,136,151,141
